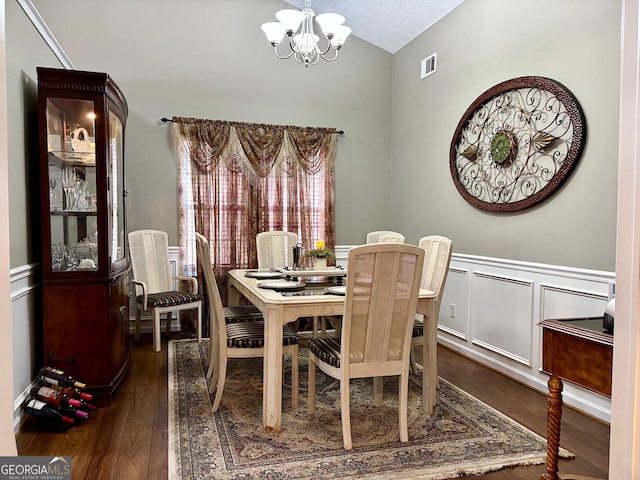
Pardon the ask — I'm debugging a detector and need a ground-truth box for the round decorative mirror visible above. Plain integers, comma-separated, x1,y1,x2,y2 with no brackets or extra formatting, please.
449,76,586,212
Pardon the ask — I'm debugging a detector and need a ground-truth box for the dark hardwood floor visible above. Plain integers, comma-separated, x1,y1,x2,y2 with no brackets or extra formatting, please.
437,345,609,479
16,334,610,479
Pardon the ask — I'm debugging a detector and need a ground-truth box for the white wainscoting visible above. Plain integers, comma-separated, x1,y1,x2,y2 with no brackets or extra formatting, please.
10,263,41,432
337,247,614,423
440,254,614,423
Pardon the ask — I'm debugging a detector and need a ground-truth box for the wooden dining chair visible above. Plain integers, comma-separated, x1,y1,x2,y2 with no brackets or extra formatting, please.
256,230,329,338
195,233,299,411
308,243,425,449
366,230,406,244
128,229,202,353
194,233,263,379
256,231,298,269
316,229,408,339
410,235,453,374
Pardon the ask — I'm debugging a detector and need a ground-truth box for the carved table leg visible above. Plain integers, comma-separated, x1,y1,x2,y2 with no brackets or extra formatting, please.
541,375,563,480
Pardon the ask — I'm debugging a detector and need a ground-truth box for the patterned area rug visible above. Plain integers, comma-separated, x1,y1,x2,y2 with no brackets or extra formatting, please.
169,339,565,479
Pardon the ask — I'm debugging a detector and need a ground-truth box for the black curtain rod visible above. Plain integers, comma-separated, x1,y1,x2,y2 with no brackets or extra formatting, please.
160,117,344,135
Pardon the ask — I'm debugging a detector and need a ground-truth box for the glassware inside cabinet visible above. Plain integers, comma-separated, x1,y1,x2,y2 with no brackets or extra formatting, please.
46,97,99,272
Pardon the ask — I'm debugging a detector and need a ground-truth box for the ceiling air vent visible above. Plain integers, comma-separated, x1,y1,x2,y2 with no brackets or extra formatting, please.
420,53,437,79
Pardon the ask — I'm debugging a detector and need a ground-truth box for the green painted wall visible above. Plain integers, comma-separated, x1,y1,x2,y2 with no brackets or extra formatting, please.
391,0,620,270
18,0,621,270
31,0,394,246
6,0,62,268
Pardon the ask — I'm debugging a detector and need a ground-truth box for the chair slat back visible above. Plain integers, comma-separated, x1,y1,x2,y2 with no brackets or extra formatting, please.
418,235,453,297
418,235,453,323
342,243,424,369
366,230,405,244
256,231,298,269
195,233,226,354
128,230,173,295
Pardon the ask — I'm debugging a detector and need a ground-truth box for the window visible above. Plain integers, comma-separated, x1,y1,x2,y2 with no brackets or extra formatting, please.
174,119,337,283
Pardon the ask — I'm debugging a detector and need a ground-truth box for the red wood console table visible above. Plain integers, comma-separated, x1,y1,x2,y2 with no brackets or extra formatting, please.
539,317,612,480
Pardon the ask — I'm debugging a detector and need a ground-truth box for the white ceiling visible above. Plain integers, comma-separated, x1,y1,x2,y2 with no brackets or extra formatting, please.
283,0,464,54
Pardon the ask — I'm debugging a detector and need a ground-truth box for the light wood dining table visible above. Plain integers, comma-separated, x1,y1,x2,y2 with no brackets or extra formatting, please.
228,268,438,433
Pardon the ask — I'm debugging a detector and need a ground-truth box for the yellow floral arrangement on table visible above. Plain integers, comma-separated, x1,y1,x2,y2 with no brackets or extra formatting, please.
305,240,335,260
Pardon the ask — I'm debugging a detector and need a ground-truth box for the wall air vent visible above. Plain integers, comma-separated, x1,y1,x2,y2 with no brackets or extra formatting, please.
420,52,437,79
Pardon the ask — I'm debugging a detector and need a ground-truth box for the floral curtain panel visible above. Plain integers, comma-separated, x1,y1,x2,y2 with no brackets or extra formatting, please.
172,116,337,305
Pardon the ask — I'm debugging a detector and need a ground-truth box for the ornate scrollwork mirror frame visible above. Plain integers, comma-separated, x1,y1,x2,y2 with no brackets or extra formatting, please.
449,76,586,212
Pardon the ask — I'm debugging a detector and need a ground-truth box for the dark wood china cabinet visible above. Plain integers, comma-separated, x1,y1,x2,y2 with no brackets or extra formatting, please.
37,67,130,406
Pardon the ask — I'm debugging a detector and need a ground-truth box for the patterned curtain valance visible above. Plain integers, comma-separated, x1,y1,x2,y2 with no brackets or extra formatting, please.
171,116,338,183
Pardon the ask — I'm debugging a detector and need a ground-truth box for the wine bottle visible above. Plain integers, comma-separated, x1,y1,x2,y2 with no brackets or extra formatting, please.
59,404,90,421
23,397,74,426
47,383,95,405
29,384,70,408
69,397,97,411
38,366,86,389
29,384,96,412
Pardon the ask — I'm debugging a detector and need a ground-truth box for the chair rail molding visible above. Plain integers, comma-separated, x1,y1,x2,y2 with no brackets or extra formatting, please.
440,253,614,422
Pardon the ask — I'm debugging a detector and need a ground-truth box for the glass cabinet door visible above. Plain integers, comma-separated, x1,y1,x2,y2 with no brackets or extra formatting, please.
108,107,125,265
46,97,99,272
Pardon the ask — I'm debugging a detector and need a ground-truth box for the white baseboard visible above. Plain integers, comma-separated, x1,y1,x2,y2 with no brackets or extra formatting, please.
438,335,612,422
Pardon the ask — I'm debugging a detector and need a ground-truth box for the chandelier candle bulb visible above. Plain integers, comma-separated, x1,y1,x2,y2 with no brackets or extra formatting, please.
275,9,305,32
315,13,345,36
261,22,286,45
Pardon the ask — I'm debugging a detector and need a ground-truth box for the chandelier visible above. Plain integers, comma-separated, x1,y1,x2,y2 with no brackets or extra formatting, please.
260,0,351,67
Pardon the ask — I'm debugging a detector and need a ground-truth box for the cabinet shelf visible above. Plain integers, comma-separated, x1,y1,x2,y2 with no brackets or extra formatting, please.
49,210,98,216
48,151,95,168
